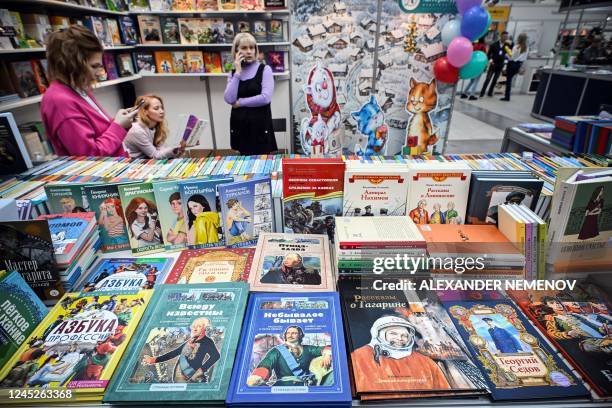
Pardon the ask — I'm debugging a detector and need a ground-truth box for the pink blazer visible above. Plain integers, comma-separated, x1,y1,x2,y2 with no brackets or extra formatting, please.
40,81,127,157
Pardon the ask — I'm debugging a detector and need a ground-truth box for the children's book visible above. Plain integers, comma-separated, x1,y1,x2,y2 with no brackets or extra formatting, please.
118,183,165,255
152,180,186,251
74,257,172,292
44,183,90,214
154,51,174,73
83,183,131,253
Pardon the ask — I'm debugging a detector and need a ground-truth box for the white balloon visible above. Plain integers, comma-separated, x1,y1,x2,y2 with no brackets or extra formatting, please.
442,18,462,48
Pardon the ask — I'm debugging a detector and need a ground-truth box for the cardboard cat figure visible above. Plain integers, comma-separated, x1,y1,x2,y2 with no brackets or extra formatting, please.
300,63,343,156
351,95,388,156
405,78,439,154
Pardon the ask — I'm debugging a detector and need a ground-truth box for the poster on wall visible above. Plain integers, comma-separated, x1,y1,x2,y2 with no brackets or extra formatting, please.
290,0,454,156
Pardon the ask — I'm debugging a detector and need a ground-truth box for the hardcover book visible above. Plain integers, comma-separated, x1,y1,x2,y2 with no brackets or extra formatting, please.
172,0,195,10
30,60,49,94
249,233,334,292
210,18,225,43
165,247,254,283
161,16,180,44
118,182,165,255
134,51,156,74
137,15,162,44
178,18,211,45
155,51,174,73
185,50,205,73
172,51,187,73
152,180,186,251
83,183,131,253
128,0,150,10
90,16,113,47
236,20,250,34
267,19,283,41
238,0,264,11
149,0,172,10
105,283,249,403
265,51,284,73
75,257,172,292
45,183,90,214
218,0,237,10
9,61,40,98
443,298,589,400
203,52,222,73
221,51,234,73
103,52,119,79
227,292,351,406
0,290,152,401
218,177,273,247
118,16,139,45
196,0,218,10
252,20,267,42
222,21,235,43
179,177,233,249
106,18,122,45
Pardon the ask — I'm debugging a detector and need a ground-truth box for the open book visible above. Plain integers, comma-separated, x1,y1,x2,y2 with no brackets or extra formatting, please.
169,114,208,148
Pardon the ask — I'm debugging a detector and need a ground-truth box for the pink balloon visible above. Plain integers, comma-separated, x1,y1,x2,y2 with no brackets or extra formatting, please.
447,36,473,68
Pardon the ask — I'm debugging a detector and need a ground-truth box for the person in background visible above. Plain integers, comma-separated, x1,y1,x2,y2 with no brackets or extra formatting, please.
501,33,529,101
460,37,488,100
123,94,185,159
480,31,509,98
41,25,138,156
224,33,278,155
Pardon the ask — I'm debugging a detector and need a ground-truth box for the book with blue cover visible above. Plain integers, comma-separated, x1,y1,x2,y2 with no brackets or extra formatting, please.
227,292,351,406
179,177,233,249
442,298,589,400
74,257,172,292
104,282,249,403
218,177,273,248
40,212,96,267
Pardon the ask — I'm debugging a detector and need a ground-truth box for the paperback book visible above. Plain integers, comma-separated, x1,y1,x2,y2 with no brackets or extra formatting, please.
84,183,131,252
153,180,187,251
75,257,172,292
45,183,90,214
118,182,165,255
165,247,254,283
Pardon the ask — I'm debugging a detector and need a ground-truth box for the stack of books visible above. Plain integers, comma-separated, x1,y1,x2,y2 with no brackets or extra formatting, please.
334,216,427,273
552,115,612,154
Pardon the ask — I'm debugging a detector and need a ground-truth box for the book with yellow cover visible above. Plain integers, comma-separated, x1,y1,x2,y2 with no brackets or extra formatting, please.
0,290,152,402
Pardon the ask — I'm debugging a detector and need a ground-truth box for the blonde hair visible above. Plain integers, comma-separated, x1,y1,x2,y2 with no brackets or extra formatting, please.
135,94,169,147
517,33,528,54
231,32,258,59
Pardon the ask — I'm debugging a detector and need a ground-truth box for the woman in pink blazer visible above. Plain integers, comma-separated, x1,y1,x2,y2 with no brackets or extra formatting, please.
41,26,138,157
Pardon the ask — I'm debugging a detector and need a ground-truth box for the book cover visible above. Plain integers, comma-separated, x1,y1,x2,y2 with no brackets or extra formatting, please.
75,257,171,292
179,177,232,249
106,0,129,11
128,0,150,10
30,60,49,94
219,177,273,247
338,275,488,397
134,51,156,74
238,0,264,11
45,183,89,214
264,0,285,8
172,0,195,10
236,20,250,34
40,212,95,266
106,18,122,45
9,61,40,98
118,182,165,255
252,20,267,42
154,51,174,74
265,51,284,73
443,298,589,400
185,50,205,73
0,220,63,304
221,51,234,73
116,53,135,77
152,180,186,251
137,15,162,44
0,290,152,401
508,282,612,399
103,52,119,79
210,18,225,43
91,16,113,47
249,232,334,292
218,0,237,10
196,0,218,10
203,52,222,73
165,247,254,283
83,183,131,252
118,16,139,45
171,51,187,73
406,162,471,225
222,21,235,43
104,283,248,403
268,19,283,42
282,158,345,242
0,112,32,175
227,292,351,405
161,16,180,44
149,0,172,10
0,270,47,373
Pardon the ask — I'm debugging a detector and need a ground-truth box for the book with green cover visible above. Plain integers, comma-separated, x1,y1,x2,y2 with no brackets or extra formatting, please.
104,282,249,403
118,182,165,255
44,183,90,214
83,182,131,253
152,180,186,251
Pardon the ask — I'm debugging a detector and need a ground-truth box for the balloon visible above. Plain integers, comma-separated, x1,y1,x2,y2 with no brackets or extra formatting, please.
459,51,488,79
441,18,462,47
461,6,489,41
433,57,459,84
456,0,482,15
447,36,473,67
476,11,492,39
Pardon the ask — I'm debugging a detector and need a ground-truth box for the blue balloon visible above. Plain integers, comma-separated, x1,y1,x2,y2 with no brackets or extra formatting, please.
442,18,462,47
461,6,489,41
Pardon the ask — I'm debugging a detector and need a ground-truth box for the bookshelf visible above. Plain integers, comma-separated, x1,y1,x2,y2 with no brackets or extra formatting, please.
132,9,290,15
0,46,135,54
135,42,291,48
1,0,129,16
140,72,290,78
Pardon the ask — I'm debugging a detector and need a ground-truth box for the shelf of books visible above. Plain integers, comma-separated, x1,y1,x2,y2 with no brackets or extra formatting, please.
8,0,130,16
140,71,289,77
135,42,290,47
133,9,290,15
0,47,46,55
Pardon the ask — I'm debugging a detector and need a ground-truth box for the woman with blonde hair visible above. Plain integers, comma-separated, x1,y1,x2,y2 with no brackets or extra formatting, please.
123,94,185,159
501,32,529,102
223,32,277,155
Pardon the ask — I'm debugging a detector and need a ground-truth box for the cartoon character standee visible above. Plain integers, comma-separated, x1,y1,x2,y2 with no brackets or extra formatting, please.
306,114,329,156
351,95,388,156
300,63,343,156
405,78,438,154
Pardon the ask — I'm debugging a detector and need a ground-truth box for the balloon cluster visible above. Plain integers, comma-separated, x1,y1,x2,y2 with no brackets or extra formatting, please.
434,0,491,84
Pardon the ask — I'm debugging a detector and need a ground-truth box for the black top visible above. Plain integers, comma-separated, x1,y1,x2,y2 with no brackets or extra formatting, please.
487,41,508,66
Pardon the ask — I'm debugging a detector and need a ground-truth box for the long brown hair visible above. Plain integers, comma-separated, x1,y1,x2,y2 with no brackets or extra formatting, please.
135,94,169,147
125,197,158,236
517,33,528,54
46,25,104,90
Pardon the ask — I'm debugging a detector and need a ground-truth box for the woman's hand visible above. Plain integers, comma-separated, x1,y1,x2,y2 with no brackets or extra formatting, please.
234,52,244,75
114,108,139,129
232,100,241,108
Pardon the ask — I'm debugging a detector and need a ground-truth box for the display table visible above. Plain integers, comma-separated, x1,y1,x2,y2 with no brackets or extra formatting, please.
501,127,570,154
531,68,612,122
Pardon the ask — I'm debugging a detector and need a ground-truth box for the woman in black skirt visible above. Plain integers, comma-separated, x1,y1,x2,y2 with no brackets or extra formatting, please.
223,33,278,155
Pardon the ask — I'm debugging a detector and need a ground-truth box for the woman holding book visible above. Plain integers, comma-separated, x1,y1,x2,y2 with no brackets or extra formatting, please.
224,33,277,155
41,25,138,157
123,95,185,159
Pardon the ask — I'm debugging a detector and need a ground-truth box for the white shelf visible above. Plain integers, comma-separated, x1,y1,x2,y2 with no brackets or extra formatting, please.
140,72,289,77
136,42,289,48
6,0,129,15
103,45,136,51
96,74,143,87
0,48,45,55
131,9,289,15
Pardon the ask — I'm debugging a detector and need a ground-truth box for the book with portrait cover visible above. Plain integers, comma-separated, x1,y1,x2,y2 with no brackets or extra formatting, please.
442,298,589,400
165,247,254,284
0,220,64,305
0,270,47,373
179,177,233,249
0,290,152,402
137,15,162,44
338,275,488,400
45,183,90,214
152,180,186,251
84,183,131,253
161,16,180,44
104,283,248,403
74,257,172,293
249,233,334,293
218,177,273,248
118,182,165,255
508,281,612,399
118,16,139,45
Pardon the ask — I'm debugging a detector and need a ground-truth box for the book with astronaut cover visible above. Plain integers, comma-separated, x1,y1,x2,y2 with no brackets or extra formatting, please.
0,290,152,402
226,292,351,406
507,280,612,399
338,275,488,400
442,297,589,400
104,283,249,403
165,247,254,284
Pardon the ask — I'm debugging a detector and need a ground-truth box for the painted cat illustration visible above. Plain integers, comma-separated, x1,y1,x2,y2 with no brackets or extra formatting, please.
405,78,438,154
306,114,328,156
351,95,388,156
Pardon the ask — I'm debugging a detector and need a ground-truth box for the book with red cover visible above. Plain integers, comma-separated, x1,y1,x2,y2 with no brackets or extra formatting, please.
282,157,345,242
30,60,49,94
508,282,612,400
164,247,254,284
203,52,222,73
